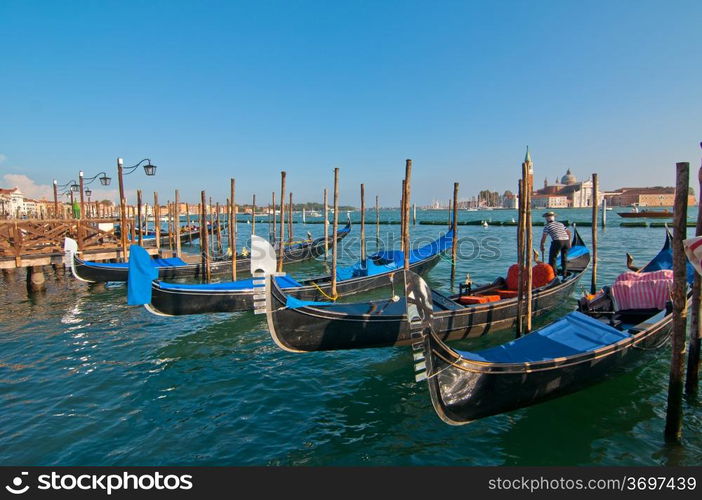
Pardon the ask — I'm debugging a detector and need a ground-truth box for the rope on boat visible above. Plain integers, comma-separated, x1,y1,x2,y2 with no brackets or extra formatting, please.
311,280,338,301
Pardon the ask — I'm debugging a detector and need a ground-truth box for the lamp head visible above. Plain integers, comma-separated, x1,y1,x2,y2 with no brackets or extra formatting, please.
143,162,157,176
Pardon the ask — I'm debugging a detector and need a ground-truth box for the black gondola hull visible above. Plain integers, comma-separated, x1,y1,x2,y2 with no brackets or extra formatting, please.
423,316,672,424
149,253,442,316
71,223,350,283
265,266,587,352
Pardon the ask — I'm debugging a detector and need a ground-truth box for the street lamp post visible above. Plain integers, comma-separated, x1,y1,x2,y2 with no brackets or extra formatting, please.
78,170,111,219
116,157,158,261
53,179,79,218
52,180,59,218
85,188,92,217
79,171,85,220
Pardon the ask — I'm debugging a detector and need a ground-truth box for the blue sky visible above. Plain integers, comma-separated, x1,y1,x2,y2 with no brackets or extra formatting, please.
1,0,701,206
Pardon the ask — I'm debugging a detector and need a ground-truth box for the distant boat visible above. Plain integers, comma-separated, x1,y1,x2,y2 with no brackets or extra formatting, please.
617,208,673,219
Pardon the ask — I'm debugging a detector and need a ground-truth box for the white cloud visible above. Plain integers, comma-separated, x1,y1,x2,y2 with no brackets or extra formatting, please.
0,154,7,164
1,173,123,203
2,174,54,201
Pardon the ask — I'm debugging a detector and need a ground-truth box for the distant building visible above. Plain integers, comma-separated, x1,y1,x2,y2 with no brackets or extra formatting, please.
531,194,569,208
501,191,519,209
533,170,600,208
0,187,27,217
606,187,696,207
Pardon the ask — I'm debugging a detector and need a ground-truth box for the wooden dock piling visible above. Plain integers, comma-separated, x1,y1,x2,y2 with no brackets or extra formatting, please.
360,184,366,263
331,169,339,297
231,179,237,281
403,159,412,270
664,161,689,443
271,191,277,244
136,190,143,246
591,173,599,294
686,161,702,396
251,194,256,236
323,188,328,259
200,191,211,282
524,158,533,333
375,195,380,249
175,190,181,257
288,192,293,244
278,172,286,273
451,182,459,287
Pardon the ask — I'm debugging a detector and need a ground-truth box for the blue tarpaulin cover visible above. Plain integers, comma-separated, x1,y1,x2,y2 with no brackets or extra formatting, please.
336,230,454,280
157,275,303,291
285,295,334,308
127,245,159,305
567,245,589,259
456,311,631,363
83,257,187,269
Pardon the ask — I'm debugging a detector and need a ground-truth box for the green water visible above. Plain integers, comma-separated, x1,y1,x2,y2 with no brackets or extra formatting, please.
1,208,701,465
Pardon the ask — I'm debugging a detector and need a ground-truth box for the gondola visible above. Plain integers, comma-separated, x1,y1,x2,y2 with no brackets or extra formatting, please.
129,227,203,246
64,220,351,283
263,229,590,352
136,228,453,316
418,230,691,425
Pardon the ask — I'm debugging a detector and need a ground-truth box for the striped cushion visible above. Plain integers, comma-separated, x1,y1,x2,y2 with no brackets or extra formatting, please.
610,270,673,311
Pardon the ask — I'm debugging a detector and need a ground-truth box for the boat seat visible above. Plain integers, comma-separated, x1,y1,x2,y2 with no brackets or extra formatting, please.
457,294,501,305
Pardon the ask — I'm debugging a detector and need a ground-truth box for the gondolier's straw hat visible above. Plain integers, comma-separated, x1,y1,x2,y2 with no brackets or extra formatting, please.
542,211,556,218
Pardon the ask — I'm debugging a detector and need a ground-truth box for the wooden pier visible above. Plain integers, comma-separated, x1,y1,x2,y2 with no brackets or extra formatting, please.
0,218,160,269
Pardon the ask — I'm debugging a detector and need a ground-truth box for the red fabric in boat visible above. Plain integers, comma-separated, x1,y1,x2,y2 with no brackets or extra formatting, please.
458,294,501,305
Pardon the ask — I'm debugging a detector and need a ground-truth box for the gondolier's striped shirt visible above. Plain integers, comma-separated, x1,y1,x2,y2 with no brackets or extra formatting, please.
543,221,570,241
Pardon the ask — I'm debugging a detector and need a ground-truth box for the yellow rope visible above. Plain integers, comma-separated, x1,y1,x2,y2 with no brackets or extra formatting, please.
310,280,338,301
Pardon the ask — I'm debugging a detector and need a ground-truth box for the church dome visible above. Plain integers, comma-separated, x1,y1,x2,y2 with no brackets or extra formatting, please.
561,169,577,185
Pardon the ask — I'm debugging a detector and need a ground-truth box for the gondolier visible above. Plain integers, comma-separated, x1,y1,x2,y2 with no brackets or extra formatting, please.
540,211,571,276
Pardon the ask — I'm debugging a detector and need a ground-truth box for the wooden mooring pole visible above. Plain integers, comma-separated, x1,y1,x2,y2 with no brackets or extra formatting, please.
251,194,256,236
323,188,329,259
278,172,286,273
118,159,128,261
664,161,689,443
200,191,211,282
154,193,161,252
288,192,293,244
524,154,533,333
451,182,459,288
403,159,412,270
360,184,366,263
175,190,181,257
186,203,192,245
331,168,340,297
686,160,702,396
216,202,222,254
516,178,524,337
231,179,237,281
400,180,406,255
375,195,380,250
136,190,143,246
591,173,599,294
271,191,277,244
